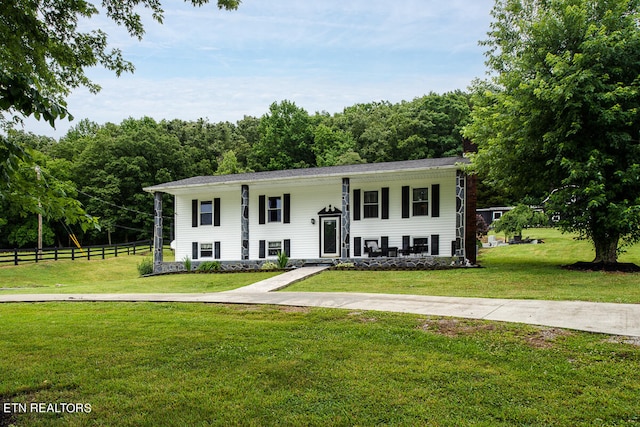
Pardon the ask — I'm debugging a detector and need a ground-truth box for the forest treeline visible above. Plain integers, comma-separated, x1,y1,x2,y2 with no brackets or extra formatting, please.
2,91,498,248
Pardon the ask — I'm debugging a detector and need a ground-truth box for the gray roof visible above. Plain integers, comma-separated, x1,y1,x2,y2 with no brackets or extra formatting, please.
144,156,468,193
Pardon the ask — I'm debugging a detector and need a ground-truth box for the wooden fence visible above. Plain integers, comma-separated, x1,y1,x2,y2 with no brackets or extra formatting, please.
0,240,152,266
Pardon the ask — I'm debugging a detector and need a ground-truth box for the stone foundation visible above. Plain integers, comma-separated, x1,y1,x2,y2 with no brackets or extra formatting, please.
153,256,470,274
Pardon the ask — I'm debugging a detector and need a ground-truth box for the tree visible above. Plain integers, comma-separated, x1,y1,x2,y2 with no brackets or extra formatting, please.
492,205,546,241
250,101,315,171
464,0,640,265
1,0,239,128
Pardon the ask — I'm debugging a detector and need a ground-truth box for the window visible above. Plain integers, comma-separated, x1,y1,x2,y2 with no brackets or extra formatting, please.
268,241,282,256
268,197,282,222
493,211,502,221
412,188,428,216
200,201,212,225
363,191,378,218
200,243,213,258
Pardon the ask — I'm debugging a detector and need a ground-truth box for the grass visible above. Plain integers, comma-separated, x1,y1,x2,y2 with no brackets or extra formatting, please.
0,251,279,294
1,302,639,426
287,228,640,303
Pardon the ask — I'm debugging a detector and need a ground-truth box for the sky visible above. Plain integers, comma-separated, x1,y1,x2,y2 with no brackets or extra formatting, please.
24,0,496,138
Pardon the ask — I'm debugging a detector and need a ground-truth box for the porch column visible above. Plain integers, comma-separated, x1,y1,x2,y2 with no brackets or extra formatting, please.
341,178,350,258
241,185,250,260
153,191,163,272
455,171,466,258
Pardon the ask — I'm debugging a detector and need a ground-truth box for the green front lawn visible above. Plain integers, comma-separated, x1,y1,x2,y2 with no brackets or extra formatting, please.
287,229,640,303
1,303,638,426
0,253,279,294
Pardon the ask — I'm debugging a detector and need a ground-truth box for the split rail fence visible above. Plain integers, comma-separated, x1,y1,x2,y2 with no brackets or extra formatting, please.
0,240,152,266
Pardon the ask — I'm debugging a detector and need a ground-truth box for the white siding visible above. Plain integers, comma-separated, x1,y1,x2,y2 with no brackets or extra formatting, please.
350,169,458,257
174,187,242,261
249,180,341,260
171,168,460,261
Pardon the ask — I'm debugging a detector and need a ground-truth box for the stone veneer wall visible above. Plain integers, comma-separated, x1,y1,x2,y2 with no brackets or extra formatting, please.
154,256,468,273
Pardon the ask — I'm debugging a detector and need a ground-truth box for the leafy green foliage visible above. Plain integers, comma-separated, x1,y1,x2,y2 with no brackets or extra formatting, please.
137,257,154,276
465,0,640,263
0,0,239,128
197,260,222,272
276,250,289,269
183,256,192,272
493,205,546,239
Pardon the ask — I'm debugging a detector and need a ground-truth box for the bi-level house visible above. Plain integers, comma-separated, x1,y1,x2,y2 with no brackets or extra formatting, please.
144,156,476,272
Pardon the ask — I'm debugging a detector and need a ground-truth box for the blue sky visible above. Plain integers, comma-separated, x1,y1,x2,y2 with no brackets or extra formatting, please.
26,0,495,138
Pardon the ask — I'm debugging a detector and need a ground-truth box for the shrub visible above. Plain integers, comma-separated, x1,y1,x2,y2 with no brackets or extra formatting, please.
277,251,289,269
137,257,154,276
260,261,279,270
183,256,192,272
334,262,355,269
197,261,221,273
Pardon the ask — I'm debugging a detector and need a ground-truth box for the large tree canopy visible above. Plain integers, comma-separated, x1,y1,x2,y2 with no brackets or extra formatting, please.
465,0,640,264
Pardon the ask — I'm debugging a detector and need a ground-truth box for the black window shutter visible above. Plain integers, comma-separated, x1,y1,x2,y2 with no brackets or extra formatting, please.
354,237,362,257
214,198,221,226
353,189,361,221
381,236,389,249
401,186,410,218
381,187,389,219
284,239,291,257
192,199,198,227
283,193,291,224
214,242,221,259
259,195,266,224
259,240,266,258
432,184,440,217
431,235,439,256
192,242,199,260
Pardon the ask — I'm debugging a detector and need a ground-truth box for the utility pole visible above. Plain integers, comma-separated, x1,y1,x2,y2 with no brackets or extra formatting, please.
35,165,42,260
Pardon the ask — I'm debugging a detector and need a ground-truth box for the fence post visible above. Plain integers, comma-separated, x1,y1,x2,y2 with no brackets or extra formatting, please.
54,247,58,261
34,248,38,263
14,249,18,266
133,243,136,255
87,247,91,261
102,247,105,259
115,245,118,257
71,247,75,261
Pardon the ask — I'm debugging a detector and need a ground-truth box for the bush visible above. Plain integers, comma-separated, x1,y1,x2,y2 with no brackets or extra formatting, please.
137,257,154,276
197,261,221,273
183,256,192,272
260,261,279,270
277,251,289,269
334,262,355,269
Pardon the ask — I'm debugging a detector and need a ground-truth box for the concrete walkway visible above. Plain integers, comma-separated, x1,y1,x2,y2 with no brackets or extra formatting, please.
1,266,639,338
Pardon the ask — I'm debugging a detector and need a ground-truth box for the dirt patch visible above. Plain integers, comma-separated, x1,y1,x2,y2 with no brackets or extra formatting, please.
562,262,640,272
604,336,640,347
347,311,379,322
418,318,499,337
524,327,573,349
277,306,311,314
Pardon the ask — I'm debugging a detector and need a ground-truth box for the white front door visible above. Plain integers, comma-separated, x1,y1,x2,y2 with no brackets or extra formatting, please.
320,217,339,257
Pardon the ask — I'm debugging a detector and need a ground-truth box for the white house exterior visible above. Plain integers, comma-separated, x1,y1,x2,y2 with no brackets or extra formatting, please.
144,157,475,271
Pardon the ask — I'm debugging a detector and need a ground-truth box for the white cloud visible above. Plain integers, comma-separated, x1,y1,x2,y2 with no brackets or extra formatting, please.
20,0,495,138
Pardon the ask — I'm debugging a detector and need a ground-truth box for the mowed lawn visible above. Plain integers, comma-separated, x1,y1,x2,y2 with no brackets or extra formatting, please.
0,251,278,294
1,229,640,425
287,228,640,303
1,302,639,426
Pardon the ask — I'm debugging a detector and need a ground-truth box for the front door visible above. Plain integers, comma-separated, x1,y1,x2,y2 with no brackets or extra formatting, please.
320,217,339,257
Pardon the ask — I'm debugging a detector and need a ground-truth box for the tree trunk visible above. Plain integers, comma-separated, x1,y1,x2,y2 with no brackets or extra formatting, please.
592,234,619,264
